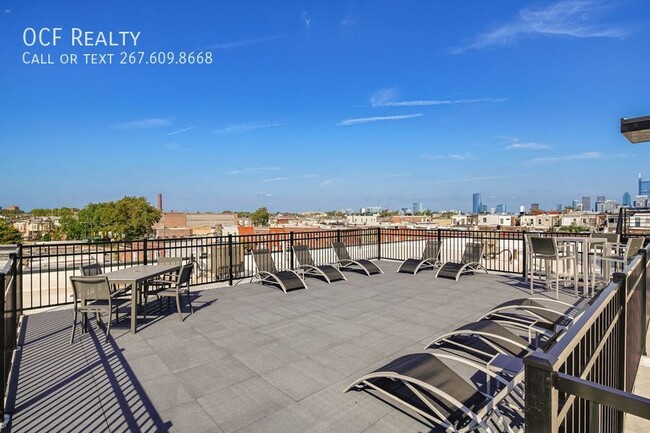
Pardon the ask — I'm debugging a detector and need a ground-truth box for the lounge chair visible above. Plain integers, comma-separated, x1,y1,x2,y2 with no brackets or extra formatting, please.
345,351,522,432
479,298,584,332
251,249,307,293
397,240,441,275
292,245,346,283
425,319,544,362
332,241,383,276
435,242,488,280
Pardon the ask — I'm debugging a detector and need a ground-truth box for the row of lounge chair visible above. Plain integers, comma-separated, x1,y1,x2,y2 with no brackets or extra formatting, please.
398,240,488,280
344,297,586,431
253,240,490,294
251,242,383,293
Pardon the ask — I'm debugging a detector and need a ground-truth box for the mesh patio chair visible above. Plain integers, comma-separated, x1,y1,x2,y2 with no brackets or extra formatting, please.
479,298,582,333
397,240,441,275
292,245,346,283
435,242,488,280
252,248,308,293
70,275,129,343
79,263,131,296
599,237,645,278
332,241,383,276
528,237,577,299
154,263,194,321
345,351,522,432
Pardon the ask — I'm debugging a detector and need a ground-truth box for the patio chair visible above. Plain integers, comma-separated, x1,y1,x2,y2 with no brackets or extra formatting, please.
332,241,383,276
154,262,194,321
144,256,183,304
425,319,545,362
80,263,131,296
292,245,346,283
344,351,522,432
435,242,487,280
397,240,441,275
252,248,308,293
479,298,581,333
599,237,645,278
528,237,577,299
70,275,129,343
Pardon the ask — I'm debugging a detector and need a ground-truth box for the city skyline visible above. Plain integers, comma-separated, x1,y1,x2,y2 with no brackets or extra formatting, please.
2,1,650,213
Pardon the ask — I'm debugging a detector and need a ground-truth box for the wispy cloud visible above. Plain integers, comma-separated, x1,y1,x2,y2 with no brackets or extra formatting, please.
209,35,282,50
225,167,281,175
431,174,534,184
213,122,281,135
506,142,550,150
371,89,506,107
167,126,196,136
256,191,274,198
319,180,333,187
451,0,628,54
113,118,173,130
371,173,412,178
421,153,473,160
337,113,422,126
262,174,318,183
4,9,11,14
529,151,603,163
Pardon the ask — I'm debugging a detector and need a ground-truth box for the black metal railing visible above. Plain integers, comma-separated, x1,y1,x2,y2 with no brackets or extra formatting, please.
524,245,650,432
18,227,529,310
616,207,650,241
1,250,21,426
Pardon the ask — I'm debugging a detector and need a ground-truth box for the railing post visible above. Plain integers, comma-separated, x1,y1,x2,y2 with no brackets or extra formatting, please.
143,238,148,265
228,234,233,286
642,248,648,356
0,266,5,427
522,230,527,279
336,229,341,243
16,244,23,313
377,227,381,260
525,353,558,433
9,253,17,349
289,232,294,269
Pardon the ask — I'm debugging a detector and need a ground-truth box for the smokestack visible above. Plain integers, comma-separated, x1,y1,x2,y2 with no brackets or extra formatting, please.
157,193,163,212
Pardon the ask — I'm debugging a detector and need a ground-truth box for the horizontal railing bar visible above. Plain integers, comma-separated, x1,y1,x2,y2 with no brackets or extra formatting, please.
554,372,650,420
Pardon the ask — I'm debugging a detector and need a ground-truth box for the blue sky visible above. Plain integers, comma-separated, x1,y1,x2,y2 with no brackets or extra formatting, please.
2,0,650,213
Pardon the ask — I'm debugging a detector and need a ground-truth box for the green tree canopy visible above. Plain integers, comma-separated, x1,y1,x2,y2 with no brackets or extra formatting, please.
60,197,161,240
250,207,270,226
0,219,22,244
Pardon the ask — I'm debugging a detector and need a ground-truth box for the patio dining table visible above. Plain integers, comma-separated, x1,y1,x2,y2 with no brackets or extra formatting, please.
556,236,606,297
102,264,181,333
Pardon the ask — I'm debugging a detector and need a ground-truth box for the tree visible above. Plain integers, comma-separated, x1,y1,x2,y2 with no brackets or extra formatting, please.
250,207,270,226
0,219,22,244
566,221,590,233
59,197,162,241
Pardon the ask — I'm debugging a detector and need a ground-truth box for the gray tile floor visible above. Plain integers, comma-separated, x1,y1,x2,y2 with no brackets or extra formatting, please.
6,261,579,433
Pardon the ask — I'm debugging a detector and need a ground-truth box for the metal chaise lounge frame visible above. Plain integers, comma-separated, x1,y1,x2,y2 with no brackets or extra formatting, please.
292,245,346,283
251,248,308,294
479,297,583,333
424,319,545,362
332,241,383,276
397,239,441,275
344,351,522,432
435,242,488,280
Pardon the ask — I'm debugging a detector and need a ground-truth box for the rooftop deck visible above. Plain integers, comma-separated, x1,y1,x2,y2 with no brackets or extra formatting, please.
6,261,584,433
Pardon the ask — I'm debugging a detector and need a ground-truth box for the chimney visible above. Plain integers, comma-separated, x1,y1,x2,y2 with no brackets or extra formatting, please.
157,193,163,212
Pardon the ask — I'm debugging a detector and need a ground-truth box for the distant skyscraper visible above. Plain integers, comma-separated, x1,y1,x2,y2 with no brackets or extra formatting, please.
531,203,540,212
481,204,488,213
623,192,632,207
472,193,482,214
639,174,650,196
582,196,591,212
556,204,563,211
571,199,580,209
496,204,506,214
412,202,423,213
